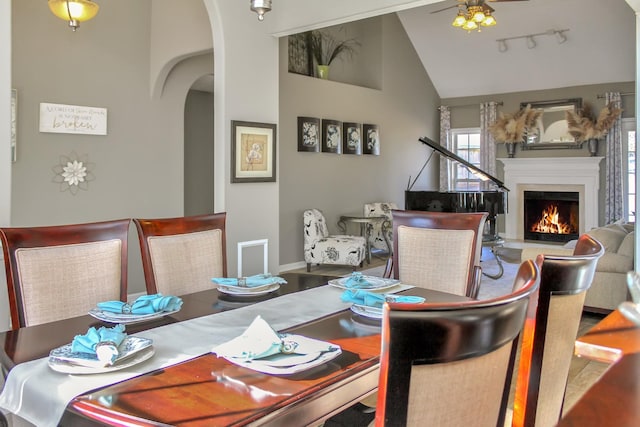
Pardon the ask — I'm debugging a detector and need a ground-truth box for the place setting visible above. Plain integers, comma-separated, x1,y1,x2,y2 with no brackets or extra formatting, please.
328,271,400,292
212,315,342,375
88,293,184,325
212,273,288,297
48,324,155,375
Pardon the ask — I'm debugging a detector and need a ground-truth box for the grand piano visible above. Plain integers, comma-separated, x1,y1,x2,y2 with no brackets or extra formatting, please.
405,136,508,241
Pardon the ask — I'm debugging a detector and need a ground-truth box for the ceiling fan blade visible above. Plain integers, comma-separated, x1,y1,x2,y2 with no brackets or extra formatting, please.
430,4,460,14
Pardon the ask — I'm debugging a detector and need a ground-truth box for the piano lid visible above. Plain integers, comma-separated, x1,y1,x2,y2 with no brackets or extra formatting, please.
418,136,509,192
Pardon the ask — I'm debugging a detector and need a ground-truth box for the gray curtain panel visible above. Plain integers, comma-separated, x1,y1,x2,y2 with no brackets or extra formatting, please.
439,105,452,191
480,102,498,191
604,92,624,224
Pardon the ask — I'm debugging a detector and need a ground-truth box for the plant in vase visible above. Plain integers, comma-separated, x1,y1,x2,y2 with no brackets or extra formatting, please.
565,102,623,156
489,104,543,158
309,29,359,80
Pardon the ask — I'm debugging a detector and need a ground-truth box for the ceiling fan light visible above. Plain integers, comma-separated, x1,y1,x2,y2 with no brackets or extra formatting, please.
469,6,485,23
462,20,478,31
452,12,467,27
481,14,496,27
48,0,99,30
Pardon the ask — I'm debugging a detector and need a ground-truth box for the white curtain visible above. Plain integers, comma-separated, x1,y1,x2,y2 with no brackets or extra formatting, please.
439,106,452,191
480,102,498,190
604,92,624,223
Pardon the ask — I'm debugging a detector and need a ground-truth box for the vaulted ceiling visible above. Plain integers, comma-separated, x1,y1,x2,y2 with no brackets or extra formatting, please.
397,0,636,98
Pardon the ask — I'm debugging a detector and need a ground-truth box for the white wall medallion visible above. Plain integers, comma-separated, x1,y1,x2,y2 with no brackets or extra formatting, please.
52,152,95,195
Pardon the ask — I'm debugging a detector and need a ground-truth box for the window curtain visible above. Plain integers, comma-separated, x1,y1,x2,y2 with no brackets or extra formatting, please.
480,102,498,190
604,92,624,223
439,106,452,191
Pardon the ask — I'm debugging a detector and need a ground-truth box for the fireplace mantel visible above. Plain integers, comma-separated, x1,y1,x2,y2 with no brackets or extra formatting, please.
498,157,603,240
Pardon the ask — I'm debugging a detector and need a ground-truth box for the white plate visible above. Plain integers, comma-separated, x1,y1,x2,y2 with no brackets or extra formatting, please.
217,283,280,296
222,347,342,375
88,308,181,324
350,304,383,320
328,276,400,291
48,337,155,374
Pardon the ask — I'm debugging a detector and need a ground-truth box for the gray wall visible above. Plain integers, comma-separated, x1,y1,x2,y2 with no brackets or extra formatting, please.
279,14,441,267
442,81,636,227
11,1,213,294
185,89,215,216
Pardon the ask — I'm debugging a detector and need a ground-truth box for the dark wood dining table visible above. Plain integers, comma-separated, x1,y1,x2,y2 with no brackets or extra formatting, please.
0,272,470,426
556,309,640,427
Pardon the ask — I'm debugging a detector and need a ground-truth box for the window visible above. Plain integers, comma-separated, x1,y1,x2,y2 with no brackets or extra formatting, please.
623,118,636,222
450,128,481,191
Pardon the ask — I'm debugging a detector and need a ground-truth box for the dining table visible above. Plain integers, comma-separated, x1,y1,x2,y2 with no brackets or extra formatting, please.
556,309,640,426
0,272,470,427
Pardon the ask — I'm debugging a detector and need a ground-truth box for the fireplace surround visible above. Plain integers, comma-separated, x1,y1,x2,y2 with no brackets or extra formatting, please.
498,157,603,241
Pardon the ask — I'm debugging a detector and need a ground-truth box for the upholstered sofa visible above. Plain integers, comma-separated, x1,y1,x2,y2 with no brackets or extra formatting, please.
520,222,634,313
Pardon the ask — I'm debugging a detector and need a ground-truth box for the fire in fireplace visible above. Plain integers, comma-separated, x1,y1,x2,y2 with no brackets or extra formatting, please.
523,190,579,243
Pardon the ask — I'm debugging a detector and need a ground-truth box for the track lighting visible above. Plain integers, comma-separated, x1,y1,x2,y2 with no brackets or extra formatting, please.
496,29,570,52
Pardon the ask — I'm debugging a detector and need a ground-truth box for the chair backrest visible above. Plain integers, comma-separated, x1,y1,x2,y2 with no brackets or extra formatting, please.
388,209,488,298
0,219,130,329
134,213,227,296
512,233,604,427
303,208,330,247
375,259,539,427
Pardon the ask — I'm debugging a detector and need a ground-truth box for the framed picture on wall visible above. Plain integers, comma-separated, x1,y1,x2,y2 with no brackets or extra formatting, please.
343,122,362,155
362,124,380,155
231,120,277,183
297,116,321,152
322,119,342,154
288,32,313,76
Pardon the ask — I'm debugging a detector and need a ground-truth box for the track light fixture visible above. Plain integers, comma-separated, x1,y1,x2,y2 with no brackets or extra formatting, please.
496,29,570,53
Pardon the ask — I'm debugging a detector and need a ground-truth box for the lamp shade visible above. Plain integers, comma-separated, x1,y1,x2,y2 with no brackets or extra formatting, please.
49,0,99,30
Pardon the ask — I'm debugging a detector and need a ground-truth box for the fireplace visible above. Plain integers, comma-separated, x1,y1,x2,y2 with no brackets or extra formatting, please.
498,157,603,240
523,190,579,242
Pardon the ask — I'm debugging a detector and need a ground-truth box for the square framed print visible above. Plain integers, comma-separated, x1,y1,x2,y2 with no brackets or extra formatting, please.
322,119,342,154
363,124,380,155
343,122,362,155
297,116,321,152
231,120,277,183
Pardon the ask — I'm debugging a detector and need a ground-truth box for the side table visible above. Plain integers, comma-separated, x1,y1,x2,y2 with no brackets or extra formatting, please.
338,215,391,264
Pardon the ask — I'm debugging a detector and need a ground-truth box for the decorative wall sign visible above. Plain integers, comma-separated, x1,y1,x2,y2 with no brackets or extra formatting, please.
297,116,320,152
363,124,380,155
322,119,342,154
52,152,95,195
343,122,362,155
10,89,16,162
39,103,108,135
288,32,313,76
231,121,277,183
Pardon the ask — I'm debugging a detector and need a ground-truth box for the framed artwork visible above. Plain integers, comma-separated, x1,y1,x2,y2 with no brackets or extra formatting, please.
288,32,313,76
231,120,277,183
322,119,342,154
10,89,16,162
363,124,380,155
343,122,362,155
297,116,320,152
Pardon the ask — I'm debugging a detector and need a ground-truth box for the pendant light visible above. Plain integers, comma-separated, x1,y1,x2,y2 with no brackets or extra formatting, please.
48,0,99,31
250,0,272,21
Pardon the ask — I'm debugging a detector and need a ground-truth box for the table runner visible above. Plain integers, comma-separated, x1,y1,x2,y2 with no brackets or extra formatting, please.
0,283,411,426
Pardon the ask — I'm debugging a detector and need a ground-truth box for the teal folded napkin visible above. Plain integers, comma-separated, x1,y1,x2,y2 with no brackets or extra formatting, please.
212,273,287,288
341,289,425,308
342,272,376,289
97,293,183,315
71,324,127,364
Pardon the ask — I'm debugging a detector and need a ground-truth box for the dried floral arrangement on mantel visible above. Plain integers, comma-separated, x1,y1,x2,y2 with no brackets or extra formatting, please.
489,104,543,157
565,102,623,142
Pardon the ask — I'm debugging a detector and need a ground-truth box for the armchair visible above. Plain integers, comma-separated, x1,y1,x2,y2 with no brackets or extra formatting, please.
303,209,366,272
363,202,397,254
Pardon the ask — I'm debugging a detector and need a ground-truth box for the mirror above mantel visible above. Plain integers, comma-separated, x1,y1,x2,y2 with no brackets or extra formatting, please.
520,98,584,150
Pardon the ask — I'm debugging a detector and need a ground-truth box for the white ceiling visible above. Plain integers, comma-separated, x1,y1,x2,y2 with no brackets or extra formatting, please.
397,0,636,98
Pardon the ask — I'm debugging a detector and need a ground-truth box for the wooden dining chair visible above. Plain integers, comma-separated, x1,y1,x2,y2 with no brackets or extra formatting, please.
384,209,488,298
133,213,227,296
511,233,604,427
0,219,130,329
375,259,539,427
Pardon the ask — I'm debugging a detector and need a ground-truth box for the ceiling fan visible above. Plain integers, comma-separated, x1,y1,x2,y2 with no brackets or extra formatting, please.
431,0,529,32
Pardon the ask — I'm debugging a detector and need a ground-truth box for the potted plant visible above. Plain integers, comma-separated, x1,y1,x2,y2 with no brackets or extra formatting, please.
489,104,543,157
308,29,360,79
565,102,623,156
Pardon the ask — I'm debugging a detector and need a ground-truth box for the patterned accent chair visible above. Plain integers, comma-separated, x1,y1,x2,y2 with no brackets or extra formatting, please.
363,202,397,254
303,209,366,272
